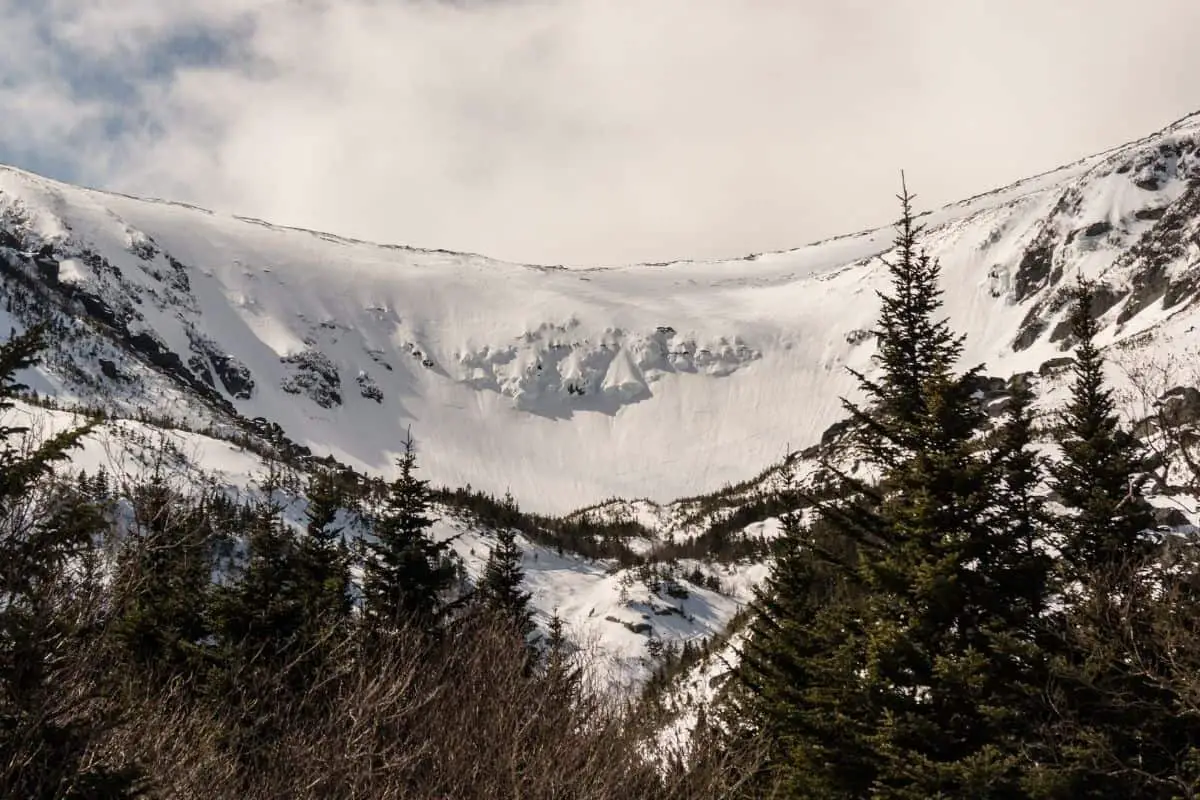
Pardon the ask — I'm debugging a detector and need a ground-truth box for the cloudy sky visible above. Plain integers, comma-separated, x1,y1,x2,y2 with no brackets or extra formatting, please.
1,0,1198,266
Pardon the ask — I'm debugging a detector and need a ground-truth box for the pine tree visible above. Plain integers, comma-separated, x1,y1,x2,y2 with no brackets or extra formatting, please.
1049,280,1156,580
848,187,1060,796
732,183,1057,797
0,326,144,798
968,378,1059,781
853,179,969,462
542,609,581,706
478,524,534,639
988,378,1054,612
207,468,319,784
295,467,352,626
1037,282,1194,798
110,478,218,677
361,432,455,633
723,512,872,797
211,467,308,669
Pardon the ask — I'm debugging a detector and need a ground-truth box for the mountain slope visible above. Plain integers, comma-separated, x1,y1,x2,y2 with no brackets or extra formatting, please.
1,111,1199,514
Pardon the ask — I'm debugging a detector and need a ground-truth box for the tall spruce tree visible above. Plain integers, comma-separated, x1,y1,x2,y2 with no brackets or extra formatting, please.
850,186,1061,796
295,467,352,626
0,326,144,798
1049,280,1155,579
361,432,455,632
987,378,1055,621
110,478,218,678
972,377,1060,781
541,609,581,707
724,511,872,797
478,523,534,639
732,182,1057,797
211,467,308,670
207,468,321,786
1036,282,1193,799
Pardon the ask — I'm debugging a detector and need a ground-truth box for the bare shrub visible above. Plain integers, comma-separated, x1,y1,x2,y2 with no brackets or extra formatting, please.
85,612,753,799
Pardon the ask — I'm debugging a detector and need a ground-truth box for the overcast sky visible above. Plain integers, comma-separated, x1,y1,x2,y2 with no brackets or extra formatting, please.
1,0,1198,266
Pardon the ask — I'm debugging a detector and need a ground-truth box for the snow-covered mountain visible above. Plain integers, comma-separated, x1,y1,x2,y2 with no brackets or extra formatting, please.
4,110,1199,516
3,109,1200,698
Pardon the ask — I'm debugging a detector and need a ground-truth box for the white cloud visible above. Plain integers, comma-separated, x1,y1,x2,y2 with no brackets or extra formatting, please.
3,0,1200,265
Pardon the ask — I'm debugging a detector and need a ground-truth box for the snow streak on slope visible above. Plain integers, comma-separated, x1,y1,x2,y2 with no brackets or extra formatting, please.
1,113,1199,513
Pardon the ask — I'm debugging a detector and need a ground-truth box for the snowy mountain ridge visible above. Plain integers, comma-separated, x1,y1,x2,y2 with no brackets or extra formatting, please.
2,109,1200,699
1,110,1199,521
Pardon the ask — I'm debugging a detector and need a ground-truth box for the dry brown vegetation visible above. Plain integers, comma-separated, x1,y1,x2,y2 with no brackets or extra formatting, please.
24,606,762,800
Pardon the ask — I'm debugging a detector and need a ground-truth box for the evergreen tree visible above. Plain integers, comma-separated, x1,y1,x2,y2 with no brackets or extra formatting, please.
987,378,1055,615
361,432,455,633
211,467,308,670
110,478,218,678
0,326,144,798
478,524,534,639
847,187,1059,796
723,512,871,797
1049,280,1156,580
207,468,319,785
542,609,581,707
970,378,1060,784
295,467,352,626
1036,282,1194,798
732,183,1057,797
853,180,968,462
544,609,569,670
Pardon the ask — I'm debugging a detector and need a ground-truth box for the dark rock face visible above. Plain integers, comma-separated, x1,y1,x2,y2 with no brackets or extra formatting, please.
211,354,254,400
75,291,130,330
1116,181,1200,325
187,355,215,388
1118,261,1173,325
0,232,238,414
1012,314,1048,352
1089,283,1129,319
164,256,192,293
98,359,126,383
186,328,255,400
1009,372,1035,392
1014,237,1057,302
130,238,158,262
1083,221,1113,238
281,349,342,408
820,417,856,448
246,416,313,463
1160,386,1200,427
356,371,384,403
0,229,22,251
1038,356,1076,377
129,331,190,380
120,329,233,412
1049,283,1127,345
